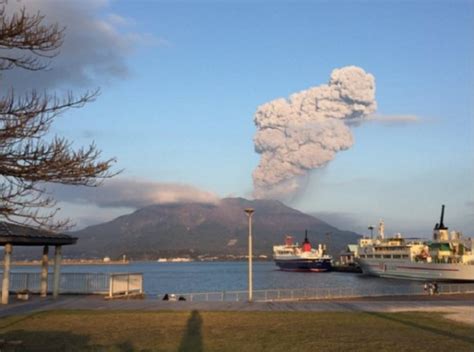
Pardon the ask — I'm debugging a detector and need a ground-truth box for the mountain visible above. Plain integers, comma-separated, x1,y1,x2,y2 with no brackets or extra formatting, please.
61,198,360,260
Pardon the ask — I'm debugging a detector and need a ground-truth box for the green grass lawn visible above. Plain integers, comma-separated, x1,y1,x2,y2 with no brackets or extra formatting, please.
0,310,472,351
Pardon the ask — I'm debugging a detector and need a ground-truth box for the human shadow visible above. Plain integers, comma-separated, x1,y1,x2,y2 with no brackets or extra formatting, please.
177,310,203,352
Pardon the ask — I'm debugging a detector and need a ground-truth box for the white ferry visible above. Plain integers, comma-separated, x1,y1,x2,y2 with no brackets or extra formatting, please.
356,205,474,282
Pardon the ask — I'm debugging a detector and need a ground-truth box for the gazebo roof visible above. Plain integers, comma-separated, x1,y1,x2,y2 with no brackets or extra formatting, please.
0,222,77,246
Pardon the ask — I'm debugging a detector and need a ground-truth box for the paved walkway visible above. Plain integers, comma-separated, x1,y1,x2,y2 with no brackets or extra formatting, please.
1,294,473,325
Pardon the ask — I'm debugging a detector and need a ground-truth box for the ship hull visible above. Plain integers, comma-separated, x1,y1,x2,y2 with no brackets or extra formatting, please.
274,259,332,272
356,258,474,282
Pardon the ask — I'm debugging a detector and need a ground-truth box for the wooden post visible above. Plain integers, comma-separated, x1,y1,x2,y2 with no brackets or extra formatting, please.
109,275,113,298
40,245,49,297
1,244,12,304
126,274,130,296
53,245,62,299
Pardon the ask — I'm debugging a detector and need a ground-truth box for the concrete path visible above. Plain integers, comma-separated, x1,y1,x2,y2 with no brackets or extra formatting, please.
1,294,473,325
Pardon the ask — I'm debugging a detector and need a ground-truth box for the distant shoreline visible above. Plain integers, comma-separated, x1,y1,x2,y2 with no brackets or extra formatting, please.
10,260,130,266
8,258,273,266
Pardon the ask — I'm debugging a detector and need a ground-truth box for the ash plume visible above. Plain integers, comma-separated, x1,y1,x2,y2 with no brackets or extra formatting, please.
253,66,377,200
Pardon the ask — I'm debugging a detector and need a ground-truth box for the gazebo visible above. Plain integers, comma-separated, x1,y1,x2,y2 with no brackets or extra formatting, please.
0,222,77,304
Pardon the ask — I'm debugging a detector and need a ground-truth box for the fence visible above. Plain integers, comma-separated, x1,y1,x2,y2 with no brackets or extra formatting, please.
108,273,143,298
6,272,474,301
165,283,474,302
5,272,143,296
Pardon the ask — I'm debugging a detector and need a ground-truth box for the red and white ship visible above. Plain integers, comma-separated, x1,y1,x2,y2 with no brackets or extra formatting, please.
273,231,332,272
356,205,474,282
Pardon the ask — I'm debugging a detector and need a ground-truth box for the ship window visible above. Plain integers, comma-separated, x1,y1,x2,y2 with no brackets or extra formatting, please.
383,255,391,259
375,255,381,258
367,255,373,258
402,255,409,258
393,255,401,259
360,254,366,258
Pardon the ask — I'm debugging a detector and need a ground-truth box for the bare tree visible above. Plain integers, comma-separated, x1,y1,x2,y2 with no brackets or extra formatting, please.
0,4,117,230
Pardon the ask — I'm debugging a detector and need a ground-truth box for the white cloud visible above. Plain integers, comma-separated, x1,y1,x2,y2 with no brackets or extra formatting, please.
48,178,220,209
367,114,420,125
1,0,161,91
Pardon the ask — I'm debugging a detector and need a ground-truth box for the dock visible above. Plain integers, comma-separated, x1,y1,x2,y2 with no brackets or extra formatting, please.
332,264,362,273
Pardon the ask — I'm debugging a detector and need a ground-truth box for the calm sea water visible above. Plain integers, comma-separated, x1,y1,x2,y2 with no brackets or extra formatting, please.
11,261,423,295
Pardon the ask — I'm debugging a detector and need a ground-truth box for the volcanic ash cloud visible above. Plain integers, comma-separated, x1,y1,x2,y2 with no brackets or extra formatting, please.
252,66,377,200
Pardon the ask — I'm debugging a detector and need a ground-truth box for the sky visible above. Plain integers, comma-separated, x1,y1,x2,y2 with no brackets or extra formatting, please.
2,0,473,237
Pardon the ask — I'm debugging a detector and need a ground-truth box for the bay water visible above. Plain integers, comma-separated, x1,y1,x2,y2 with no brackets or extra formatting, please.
12,261,423,296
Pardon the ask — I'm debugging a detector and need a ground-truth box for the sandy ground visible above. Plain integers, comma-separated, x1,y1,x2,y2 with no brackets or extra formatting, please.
382,305,474,325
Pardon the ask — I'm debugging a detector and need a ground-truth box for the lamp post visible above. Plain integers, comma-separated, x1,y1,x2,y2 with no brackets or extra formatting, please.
244,208,254,302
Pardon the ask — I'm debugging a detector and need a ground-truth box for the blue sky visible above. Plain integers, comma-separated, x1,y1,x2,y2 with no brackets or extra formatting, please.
7,0,473,236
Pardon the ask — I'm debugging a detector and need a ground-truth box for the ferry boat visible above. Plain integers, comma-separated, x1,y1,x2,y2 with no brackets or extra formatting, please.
273,231,332,272
356,205,474,282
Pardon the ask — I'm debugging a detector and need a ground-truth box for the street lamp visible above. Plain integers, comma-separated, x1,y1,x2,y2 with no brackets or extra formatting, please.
244,208,254,302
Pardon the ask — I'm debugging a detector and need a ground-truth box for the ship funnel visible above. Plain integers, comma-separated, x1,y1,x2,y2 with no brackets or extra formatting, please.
433,204,449,241
302,229,311,252
438,204,447,230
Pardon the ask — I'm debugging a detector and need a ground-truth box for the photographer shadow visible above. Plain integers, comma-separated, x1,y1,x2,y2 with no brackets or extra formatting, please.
178,310,203,352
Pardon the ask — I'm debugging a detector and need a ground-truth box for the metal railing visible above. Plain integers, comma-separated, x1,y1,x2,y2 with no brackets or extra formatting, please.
108,273,143,298
164,283,474,302
5,272,142,295
6,271,474,301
